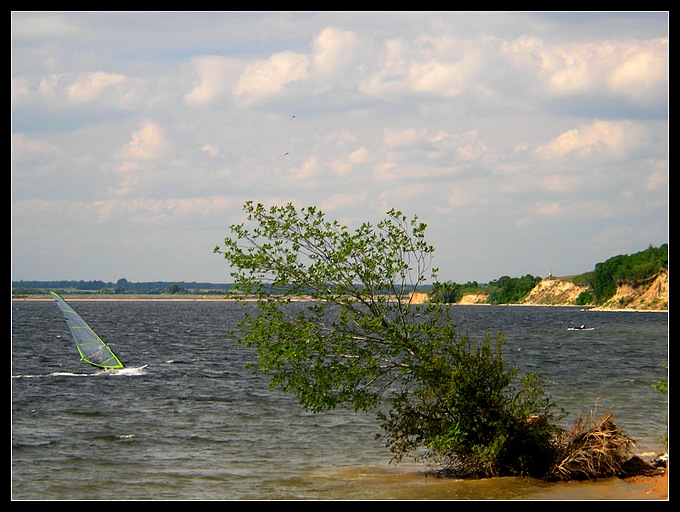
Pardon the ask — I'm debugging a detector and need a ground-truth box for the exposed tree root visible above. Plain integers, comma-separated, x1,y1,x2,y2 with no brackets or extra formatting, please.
545,411,662,481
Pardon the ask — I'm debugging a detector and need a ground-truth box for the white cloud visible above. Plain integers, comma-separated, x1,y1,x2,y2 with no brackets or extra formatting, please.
327,147,372,175
184,56,241,106
290,156,321,184
409,58,479,97
384,127,428,147
310,27,359,77
232,51,310,104
608,38,668,105
347,146,371,164
534,120,646,160
503,36,668,105
360,36,484,99
201,144,221,158
66,71,126,103
123,121,166,160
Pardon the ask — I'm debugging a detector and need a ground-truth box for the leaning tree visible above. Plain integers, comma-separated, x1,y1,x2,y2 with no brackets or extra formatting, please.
214,201,560,478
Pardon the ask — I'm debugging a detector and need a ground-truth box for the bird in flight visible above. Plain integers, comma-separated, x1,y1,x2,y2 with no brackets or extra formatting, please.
290,115,296,119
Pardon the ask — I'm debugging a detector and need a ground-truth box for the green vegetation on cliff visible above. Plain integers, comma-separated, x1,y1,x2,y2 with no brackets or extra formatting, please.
429,243,667,306
590,243,667,304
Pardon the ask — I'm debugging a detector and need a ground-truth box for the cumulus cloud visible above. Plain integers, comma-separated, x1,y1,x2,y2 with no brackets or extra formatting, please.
329,147,373,175
384,127,428,147
409,58,479,97
607,38,668,105
184,56,241,106
201,144,221,157
534,120,646,160
360,35,487,99
310,27,359,77
290,157,321,184
503,36,668,106
232,51,309,104
346,147,372,164
124,121,166,160
66,71,126,103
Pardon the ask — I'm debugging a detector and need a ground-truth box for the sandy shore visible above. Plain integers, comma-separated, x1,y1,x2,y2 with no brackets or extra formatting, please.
623,465,668,500
9,294,670,311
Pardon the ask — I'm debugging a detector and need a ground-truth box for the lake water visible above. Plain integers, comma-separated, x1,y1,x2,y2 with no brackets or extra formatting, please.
11,299,668,500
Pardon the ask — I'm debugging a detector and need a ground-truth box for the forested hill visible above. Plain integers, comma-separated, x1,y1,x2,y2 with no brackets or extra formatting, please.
428,243,667,310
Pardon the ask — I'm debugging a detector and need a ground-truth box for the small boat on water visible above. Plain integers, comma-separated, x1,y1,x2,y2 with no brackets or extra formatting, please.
566,324,595,331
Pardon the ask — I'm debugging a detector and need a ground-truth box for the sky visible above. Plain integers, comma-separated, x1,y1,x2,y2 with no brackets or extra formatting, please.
11,11,668,285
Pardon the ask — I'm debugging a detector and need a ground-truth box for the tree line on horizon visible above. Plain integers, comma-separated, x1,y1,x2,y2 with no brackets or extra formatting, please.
12,243,667,304
11,278,233,295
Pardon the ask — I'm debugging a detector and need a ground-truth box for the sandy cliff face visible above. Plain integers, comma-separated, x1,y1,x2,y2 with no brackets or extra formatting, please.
458,293,489,305
520,270,668,310
521,270,668,310
520,278,589,306
409,292,431,304
597,269,668,311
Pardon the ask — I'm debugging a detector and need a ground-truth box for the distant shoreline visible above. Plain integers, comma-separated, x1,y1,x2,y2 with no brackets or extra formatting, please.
11,294,252,302
11,294,668,312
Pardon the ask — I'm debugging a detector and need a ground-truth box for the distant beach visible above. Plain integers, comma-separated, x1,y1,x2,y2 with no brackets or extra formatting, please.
11,294,668,312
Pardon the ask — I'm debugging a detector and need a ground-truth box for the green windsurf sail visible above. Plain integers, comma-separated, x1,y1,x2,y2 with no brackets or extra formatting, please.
50,291,125,369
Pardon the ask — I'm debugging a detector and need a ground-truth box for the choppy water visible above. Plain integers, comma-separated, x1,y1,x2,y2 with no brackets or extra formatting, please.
12,300,668,500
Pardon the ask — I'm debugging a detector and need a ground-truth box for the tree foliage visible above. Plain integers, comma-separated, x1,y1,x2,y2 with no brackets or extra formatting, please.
378,333,559,477
214,201,559,477
429,281,480,303
430,275,541,305
485,275,542,304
